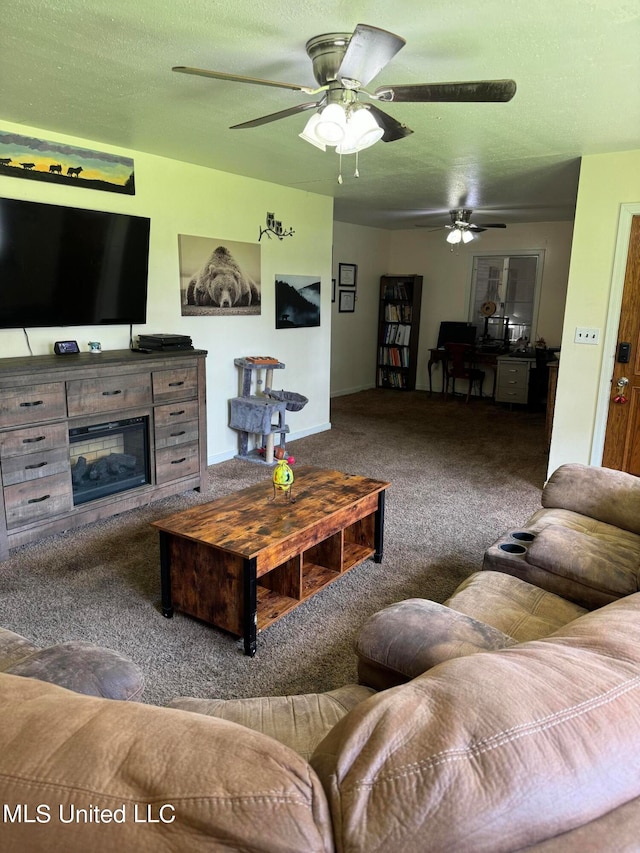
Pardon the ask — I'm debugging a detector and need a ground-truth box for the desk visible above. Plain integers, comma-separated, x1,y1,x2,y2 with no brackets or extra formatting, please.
428,348,502,398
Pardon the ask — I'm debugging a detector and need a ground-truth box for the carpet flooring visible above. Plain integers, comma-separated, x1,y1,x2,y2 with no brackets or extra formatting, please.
0,389,549,706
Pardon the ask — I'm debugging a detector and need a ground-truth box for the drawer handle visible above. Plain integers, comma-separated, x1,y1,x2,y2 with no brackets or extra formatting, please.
169,410,186,417
23,435,46,444
19,400,44,407
170,430,186,437
171,457,187,465
168,381,185,387
25,461,48,470
102,389,122,396
27,494,50,504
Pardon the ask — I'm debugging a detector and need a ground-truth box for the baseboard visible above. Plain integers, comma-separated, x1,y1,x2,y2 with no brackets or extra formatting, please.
207,421,332,467
330,383,375,398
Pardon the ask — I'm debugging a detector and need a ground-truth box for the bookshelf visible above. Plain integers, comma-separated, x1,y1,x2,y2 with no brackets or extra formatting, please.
376,274,423,390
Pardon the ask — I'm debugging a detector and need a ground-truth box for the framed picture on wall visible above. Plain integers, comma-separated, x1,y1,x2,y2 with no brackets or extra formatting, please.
338,263,357,288
339,289,355,313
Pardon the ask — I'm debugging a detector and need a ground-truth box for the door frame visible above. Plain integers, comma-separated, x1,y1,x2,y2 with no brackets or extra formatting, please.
591,203,640,464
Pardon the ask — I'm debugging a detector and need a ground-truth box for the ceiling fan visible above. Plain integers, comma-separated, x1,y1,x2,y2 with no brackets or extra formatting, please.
173,23,517,152
418,209,508,244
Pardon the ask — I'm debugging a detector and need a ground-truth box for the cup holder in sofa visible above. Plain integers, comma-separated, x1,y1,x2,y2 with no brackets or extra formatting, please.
511,531,536,543
499,542,527,555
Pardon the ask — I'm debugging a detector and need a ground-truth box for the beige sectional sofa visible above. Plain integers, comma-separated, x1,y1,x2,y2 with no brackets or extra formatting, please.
3,573,640,851
3,462,640,851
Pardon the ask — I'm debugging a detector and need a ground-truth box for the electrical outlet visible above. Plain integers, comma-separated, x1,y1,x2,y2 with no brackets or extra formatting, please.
574,327,600,344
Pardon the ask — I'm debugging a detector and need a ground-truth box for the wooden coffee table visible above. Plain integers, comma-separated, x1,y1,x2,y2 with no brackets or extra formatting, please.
152,466,389,655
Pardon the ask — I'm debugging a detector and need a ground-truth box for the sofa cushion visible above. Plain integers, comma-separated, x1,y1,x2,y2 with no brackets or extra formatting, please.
447,570,587,642
168,685,375,760
4,640,144,701
527,505,640,549
525,523,640,598
0,673,333,853
312,593,640,853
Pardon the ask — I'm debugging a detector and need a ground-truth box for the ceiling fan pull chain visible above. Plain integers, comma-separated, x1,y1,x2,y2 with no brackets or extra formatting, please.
338,152,343,184
354,150,360,178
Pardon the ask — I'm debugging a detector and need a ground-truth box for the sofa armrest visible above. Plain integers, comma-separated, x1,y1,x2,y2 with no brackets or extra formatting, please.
543,463,640,536
4,641,144,701
355,598,516,691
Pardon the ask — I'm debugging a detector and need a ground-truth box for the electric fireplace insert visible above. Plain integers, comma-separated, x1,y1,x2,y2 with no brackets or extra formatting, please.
69,416,150,506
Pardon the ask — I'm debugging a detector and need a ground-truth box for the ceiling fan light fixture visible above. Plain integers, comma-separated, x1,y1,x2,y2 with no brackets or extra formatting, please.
446,229,462,244
314,103,347,144
299,113,327,150
336,107,384,154
461,229,474,243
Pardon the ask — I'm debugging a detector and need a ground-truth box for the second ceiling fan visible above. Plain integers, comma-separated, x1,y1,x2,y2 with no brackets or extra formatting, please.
173,23,517,153
443,209,507,243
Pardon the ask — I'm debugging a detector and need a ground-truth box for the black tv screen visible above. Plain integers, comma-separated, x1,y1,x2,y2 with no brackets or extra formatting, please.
0,197,150,328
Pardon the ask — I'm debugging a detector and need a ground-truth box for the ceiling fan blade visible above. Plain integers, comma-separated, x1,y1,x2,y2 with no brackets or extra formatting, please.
230,102,318,129
337,24,405,88
367,104,413,142
374,79,517,103
469,223,507,230
172,66,311,93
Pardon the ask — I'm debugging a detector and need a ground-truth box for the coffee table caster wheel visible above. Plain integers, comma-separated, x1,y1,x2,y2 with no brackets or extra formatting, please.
162,607,174,618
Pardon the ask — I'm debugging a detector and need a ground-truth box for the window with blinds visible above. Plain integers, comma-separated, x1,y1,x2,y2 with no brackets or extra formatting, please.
469,253,543,345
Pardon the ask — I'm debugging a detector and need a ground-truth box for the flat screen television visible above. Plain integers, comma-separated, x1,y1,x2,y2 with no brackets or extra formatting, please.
0,196,150,328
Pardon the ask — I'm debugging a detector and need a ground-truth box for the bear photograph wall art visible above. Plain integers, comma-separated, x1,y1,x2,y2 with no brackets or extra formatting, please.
275,274,321,329
179,235,261,316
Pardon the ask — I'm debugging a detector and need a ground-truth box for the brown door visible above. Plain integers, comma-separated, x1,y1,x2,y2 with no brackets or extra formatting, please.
602,215,640,472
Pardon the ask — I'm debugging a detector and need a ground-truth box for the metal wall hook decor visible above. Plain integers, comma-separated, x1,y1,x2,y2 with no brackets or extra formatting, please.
259,211,295,241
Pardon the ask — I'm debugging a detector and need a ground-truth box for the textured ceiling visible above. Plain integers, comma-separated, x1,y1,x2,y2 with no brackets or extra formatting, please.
1,0,638,229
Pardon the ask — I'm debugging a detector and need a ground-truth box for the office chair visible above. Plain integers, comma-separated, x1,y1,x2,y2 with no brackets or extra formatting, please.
444,342,485,402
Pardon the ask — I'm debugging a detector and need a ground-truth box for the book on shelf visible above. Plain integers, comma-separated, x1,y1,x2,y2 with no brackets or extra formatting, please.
383,282,410,300
384,303,413,322
383,323,412,345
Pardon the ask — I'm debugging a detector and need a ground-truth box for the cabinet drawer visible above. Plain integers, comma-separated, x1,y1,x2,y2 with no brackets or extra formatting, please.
155,419,199,450
498,363,529,381
154,399,199,429
2,446,70,487
152,368,198,403
0,422,68,459
66,373,152,417
498,376,528,390
0,383,66,427
4,473,73,529
155,442,199,485
496,385,529,404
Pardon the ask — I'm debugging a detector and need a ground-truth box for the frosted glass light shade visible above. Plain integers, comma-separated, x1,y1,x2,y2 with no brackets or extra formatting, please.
336,108,384,154
462,230,474,243
315,104,347,145
446,229,462,244
299,113,327,150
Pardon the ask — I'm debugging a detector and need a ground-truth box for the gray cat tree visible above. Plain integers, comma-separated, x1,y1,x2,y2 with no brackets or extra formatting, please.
229,357,307,464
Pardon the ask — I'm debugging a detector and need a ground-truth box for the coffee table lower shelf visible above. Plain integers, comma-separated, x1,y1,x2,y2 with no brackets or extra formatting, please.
258,543,375,630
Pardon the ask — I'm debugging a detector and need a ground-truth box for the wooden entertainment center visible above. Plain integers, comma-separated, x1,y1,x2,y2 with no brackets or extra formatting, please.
0,348,207,560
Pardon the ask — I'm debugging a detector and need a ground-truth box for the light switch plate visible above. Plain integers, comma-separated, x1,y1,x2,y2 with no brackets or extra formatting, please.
574,327,600,344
